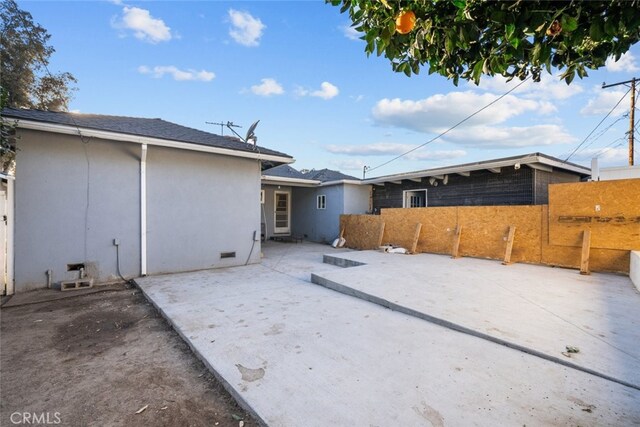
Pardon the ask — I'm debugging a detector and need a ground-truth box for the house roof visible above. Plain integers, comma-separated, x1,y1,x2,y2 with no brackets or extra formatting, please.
364,152,591,185
262,164,308,179
2,108,293,164
261,165,362,187
302,168,359,182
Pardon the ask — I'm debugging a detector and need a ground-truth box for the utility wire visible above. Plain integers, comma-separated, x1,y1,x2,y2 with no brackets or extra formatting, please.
572,114,627,156
365,76,531,175
564,88,631,162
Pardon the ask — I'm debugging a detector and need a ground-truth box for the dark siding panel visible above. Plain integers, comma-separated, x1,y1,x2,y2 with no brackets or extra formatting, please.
533,169,581,204
372,168,534,211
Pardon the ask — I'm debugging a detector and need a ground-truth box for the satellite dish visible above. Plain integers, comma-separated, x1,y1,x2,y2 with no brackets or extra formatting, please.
245,120,260,144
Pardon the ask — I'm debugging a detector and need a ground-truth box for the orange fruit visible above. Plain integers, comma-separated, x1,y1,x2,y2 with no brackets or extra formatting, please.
396,10,416,34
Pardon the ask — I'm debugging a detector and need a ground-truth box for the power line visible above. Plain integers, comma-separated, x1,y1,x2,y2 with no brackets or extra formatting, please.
364,76,531,177
572,113,627,156
564,88,630,162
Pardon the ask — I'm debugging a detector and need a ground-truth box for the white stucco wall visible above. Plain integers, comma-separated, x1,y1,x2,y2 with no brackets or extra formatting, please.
14,128,261,292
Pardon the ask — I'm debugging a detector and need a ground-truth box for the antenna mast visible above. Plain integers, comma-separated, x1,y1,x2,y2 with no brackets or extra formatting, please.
205,120,241,136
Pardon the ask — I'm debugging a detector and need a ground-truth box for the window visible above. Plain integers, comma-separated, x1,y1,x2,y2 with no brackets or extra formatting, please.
403,189,427,208
317,194,326,210
260,189,265,204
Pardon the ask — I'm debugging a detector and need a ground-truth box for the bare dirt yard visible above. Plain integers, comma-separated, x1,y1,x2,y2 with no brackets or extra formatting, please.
0,283,256,427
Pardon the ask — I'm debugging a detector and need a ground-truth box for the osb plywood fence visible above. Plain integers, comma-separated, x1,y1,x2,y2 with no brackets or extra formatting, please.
340,179,640,274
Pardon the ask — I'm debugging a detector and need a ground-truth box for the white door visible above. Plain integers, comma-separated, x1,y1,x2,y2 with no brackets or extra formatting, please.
274,191,290,234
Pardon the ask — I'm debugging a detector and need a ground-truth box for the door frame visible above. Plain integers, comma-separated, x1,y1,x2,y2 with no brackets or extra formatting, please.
273,190,291,234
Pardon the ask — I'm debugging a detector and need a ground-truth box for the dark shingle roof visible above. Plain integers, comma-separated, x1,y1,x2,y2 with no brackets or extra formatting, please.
262,164,308,179
1,108,292,159
302,168,359,182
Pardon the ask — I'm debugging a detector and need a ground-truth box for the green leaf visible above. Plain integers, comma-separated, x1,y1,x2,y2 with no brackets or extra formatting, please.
505,23,515,40
560,15,578,32
589,21,603,41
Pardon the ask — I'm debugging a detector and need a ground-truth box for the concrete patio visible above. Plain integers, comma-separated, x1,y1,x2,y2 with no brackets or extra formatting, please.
136,241,640,426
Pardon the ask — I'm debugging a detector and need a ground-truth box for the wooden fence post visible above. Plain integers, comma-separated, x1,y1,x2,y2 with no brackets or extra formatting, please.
410,223,422,254
502,225,516,265
452,226,462,258
580,229,591,275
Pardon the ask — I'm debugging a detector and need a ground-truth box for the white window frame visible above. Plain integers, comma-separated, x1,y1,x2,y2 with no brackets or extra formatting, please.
403,189,428,208
317,194,326,210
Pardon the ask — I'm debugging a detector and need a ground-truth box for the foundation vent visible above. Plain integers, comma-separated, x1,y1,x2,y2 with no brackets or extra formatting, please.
220,251,236,259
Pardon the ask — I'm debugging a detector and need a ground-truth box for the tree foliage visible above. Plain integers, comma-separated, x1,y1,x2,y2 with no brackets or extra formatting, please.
0,0,76,110
330,0,640,85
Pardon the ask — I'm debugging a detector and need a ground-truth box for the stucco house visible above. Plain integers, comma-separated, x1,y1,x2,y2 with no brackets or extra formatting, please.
365,153,590,211
1,108,292,293
261,165,370,243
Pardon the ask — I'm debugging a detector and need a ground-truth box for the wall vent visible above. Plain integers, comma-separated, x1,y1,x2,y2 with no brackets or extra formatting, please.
67,263,85,271
220,252,236,259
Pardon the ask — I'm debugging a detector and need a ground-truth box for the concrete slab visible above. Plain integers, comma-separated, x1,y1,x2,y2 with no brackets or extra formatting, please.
314,251,640,390
137,243,640,426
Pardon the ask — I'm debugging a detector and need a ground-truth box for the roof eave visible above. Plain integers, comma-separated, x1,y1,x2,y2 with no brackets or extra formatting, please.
14,119,294,164
261,176,322,187
364,154,590,184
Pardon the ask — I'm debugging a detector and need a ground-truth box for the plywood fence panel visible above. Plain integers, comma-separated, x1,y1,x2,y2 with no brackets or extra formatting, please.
549,179,640,251
340,214,382,250
541,206,629,273
457,206,542,263
380,207,457,254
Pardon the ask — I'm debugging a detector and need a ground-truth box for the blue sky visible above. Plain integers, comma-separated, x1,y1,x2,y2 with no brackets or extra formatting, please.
21,0,640,177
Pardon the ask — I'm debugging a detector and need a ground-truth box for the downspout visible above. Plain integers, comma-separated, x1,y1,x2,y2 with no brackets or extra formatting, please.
6,176,14,295
140,144,147,276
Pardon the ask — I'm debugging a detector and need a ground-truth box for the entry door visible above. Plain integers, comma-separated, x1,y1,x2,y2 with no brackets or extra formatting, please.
274,191,290,234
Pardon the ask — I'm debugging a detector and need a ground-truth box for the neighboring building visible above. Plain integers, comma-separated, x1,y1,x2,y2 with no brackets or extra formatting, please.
590,157,640,181
2,108,292,293
261,166,370,243
365,153,590,211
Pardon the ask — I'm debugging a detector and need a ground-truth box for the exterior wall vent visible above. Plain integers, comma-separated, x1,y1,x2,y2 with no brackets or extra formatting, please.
67,263,85,271
220,252,236,259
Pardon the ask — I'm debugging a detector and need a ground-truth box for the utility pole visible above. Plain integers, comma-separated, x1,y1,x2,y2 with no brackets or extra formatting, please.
602,77,637,166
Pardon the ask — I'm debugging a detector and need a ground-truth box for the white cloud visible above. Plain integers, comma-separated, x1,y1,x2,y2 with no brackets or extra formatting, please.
331,159,368,172
296,82,340,100
228,9,265,47
474,73,584,101
580,89,629,115
251,78,284,96
327,142,416,156
341,24,362,41
114,6,173,43
311,82,339,100
326,143,466,161
372,91,540,132
405,150,467,161
443,124,576,148
568,146,629,165
606,52,639,73
138,65,215,82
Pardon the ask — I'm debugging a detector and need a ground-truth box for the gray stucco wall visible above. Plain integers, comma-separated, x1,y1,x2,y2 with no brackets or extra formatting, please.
14,128,262,292
290,185,347,244
146,146,261,275
15,129,141,291
289,184,370,243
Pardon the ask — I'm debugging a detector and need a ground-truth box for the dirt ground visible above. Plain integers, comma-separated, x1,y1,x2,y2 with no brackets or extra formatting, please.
0,284,256,427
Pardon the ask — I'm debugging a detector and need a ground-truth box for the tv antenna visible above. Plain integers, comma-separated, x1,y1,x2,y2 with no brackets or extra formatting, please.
223,120,260,146
205,120,241,136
